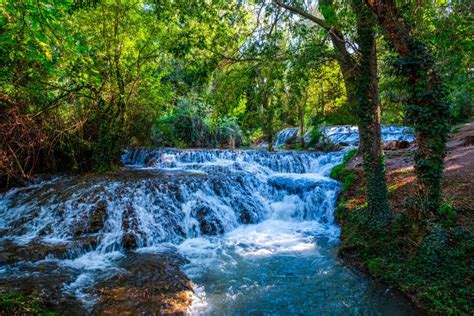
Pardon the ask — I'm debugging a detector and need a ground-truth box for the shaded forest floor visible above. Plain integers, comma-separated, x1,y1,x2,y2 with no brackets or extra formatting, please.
336,121,474,315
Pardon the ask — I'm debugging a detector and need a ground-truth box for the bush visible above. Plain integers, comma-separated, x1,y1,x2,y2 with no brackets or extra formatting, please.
438,201,457,227
0,107,51,188
151,98,244,148
213,117,244,148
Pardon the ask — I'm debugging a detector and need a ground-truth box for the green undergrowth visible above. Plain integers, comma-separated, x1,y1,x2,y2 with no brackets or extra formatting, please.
334,162,474,314
330,148,358,179
330,148,359,220
0,292,58,315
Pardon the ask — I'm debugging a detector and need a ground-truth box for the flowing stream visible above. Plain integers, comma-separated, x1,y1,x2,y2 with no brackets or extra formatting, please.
0,126,417,315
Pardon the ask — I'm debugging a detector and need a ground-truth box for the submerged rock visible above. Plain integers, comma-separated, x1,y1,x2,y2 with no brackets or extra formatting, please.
92,252,192,315
0,237,97,265
0,260,86,315
194,205,225,235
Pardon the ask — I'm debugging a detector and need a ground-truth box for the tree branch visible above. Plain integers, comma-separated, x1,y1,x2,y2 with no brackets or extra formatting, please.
273,0,331,31
273,0,355,67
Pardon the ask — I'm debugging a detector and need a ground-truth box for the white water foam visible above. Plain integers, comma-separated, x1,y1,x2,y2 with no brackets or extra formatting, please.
0,126,417,314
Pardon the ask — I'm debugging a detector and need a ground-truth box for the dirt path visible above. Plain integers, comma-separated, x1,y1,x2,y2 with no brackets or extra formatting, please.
346,121,474,227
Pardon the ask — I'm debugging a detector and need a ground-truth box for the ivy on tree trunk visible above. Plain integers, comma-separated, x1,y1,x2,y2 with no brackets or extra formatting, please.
275,0,391,230
366,0,450,216
352,0,390,229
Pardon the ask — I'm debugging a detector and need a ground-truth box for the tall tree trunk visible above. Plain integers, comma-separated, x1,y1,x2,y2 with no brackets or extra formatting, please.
365,0,450,215
275,0,391,229
262,92,274,152
352,0,390,229
299,96,305,148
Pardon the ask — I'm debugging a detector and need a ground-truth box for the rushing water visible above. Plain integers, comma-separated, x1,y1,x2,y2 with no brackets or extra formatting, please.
274,125,415,148
0,126,417,314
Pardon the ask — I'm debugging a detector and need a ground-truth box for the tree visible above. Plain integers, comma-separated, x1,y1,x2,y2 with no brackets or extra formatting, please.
274,0,390,229
365,0,450,215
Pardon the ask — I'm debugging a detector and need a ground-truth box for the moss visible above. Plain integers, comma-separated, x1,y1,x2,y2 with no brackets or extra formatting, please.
342,173,356,192
330,148,357,179
0,292,59,315
438,201,458,227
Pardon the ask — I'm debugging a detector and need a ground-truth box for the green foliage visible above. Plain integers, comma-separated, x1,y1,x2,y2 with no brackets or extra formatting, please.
0,291,58,315
309,127,322,146
0,0,249,183
151,97,244,148
330,148,357,179
366,257,384,274
342,172,356,193
438,201,458,227
337,173,474,315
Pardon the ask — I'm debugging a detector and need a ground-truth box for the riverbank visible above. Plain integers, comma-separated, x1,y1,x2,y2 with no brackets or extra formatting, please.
335,122,474,314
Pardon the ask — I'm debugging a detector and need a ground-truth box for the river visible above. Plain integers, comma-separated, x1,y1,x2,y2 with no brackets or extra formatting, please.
0,126,417,315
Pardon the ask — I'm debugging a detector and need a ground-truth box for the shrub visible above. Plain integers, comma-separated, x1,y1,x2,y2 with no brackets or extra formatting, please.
151,98,244,148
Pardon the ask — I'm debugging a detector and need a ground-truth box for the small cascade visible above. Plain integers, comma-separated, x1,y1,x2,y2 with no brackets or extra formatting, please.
274,127,299,147
273,125,414,148
322,125,415,145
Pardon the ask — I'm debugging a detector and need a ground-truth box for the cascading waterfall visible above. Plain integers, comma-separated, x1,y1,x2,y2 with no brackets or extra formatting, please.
274,125,415,147
0,126,417,314
274,127,299,147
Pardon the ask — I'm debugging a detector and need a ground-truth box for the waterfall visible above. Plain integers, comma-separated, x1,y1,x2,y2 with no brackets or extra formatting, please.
0,126,417,314
274,125,415,147
274,127,299,147
1,150,346,247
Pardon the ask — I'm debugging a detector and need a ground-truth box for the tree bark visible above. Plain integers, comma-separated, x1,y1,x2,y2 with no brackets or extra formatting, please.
365,0,450,214
352,0,390,228
299,93,306,148
274,0,391,229
262,92,274,152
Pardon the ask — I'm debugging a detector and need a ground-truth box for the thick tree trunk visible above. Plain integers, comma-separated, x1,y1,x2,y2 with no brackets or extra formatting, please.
352,0,390,229
366,0,450,215
330,1,390,229
275,0,391,229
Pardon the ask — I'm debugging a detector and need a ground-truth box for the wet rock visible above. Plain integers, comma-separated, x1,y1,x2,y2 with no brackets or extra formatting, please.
0,261,86,315
92,252,193,315
194,205,224,235
0,240,68,264
0,238,97,264
122,207,141,249
269,176,337,196
233,199,262,224
239,208,257,224
122,233,138,249
383,140,411,151
88,200,108,233
72,200,108,237
144,156,157,167
313,140,341,152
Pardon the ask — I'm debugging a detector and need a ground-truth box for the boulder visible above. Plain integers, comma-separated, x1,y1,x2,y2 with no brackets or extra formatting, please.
92,252,192,315
383,140,411,151
122,207,141,249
